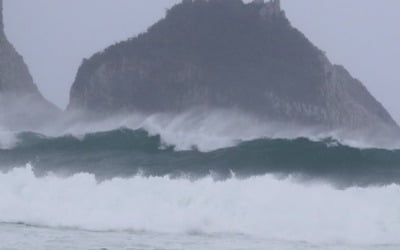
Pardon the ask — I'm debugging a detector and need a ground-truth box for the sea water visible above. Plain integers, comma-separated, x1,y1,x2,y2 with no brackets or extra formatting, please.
1,167,400,249
1,112,400,249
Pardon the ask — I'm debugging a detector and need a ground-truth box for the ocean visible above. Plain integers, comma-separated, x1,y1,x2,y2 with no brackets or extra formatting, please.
1,112,399,249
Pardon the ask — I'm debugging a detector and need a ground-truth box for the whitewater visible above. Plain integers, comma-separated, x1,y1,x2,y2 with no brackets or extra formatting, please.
1,111,400,249
1,166,400,249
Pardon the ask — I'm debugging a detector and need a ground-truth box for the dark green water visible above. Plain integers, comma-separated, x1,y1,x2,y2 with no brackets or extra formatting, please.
1,128,400,186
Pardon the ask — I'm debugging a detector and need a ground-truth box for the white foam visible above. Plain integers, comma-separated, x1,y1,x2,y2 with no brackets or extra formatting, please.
48,110,284,151
1,165,399,245
1,109,399,151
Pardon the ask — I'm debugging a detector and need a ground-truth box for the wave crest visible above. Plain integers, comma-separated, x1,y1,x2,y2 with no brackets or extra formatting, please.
1,128,400,186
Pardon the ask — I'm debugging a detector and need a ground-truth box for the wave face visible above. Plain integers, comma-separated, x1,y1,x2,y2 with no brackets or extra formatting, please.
1,166,400,246
1,112,400,249
0,128,400,186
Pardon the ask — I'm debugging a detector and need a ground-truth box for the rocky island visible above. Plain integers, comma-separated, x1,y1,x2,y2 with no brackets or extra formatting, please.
68,0,398,135
0,0,59,129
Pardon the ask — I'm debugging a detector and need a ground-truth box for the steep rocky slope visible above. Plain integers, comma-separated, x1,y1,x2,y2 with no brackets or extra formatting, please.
68,0,398,134
0,0,59,129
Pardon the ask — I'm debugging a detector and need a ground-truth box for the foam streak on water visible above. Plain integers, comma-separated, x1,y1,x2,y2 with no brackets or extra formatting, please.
1,223,399,250
1,165,400,248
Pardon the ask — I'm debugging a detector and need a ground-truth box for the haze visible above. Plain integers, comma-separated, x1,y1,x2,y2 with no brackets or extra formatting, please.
4,0,400,122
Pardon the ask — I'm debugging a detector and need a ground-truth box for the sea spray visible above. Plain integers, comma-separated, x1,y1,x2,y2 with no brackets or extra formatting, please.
2,111,398,152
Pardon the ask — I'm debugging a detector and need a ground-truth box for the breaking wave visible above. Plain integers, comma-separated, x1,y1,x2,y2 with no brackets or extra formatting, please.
0,166,400,246
1,112,400,247
0,128,400,186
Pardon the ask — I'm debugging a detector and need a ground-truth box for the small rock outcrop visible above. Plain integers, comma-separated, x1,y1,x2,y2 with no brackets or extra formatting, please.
0,0,59,129
68,0,398,135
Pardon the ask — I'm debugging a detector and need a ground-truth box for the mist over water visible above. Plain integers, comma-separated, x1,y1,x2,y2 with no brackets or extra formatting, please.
1,109,399,151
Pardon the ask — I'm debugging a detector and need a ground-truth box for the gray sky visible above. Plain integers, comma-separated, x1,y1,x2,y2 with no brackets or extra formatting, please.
4,0,400,122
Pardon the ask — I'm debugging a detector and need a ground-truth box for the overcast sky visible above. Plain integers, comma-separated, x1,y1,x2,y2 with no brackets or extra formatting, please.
4,0,400,122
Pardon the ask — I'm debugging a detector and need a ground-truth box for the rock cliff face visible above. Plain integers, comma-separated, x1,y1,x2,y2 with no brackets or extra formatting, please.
68,0,398,133
0,0,59,129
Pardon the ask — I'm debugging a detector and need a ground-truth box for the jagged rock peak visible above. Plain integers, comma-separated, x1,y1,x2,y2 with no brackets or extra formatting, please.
0,0,60,129
180,0,284,20
253,0,281,11
68,0,398,137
